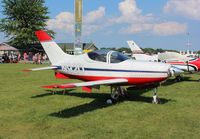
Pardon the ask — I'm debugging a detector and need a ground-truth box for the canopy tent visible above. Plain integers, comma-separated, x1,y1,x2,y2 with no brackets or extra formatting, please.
0,43,18,51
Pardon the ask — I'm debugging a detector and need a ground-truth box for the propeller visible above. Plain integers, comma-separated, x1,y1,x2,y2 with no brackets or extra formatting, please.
186,61,190,72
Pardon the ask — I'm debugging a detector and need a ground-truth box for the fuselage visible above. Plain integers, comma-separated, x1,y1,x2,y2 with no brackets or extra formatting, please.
55,51,170,85
35,31,171,87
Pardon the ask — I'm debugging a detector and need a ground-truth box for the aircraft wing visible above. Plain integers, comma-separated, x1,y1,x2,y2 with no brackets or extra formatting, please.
23,66,59,72
41,79,128,92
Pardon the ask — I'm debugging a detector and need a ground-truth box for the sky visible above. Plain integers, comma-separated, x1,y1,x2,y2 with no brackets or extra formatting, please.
0,0,200,51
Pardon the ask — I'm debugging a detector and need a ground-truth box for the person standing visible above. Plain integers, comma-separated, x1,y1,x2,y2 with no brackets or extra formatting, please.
23,52,28,64
17,52,21,63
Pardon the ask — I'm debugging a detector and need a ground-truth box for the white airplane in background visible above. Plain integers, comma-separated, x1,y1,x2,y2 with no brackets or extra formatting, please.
127,40,200,81
127,40,158,62
25,30,176,104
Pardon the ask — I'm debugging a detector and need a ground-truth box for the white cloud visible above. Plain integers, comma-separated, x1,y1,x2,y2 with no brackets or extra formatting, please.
47,6,106,36
120,22,187,36
121,24,153,34
164,0,200,20
83,7,106,35
47,12,74,34
152,22,187,36
110,0,153,24
112,0,187,36
47,0,189,38
84,7,105,24
119,0,141,16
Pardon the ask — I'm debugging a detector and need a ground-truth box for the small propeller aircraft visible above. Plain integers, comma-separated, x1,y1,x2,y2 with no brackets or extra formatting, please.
127,40,158,62
26,30,174,104
127,40,200,81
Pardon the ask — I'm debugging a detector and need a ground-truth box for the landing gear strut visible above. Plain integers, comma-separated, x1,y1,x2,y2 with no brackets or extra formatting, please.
152,88,160,104
106,86,126,104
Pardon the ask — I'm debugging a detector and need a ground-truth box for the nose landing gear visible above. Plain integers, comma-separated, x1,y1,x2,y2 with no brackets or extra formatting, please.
152,88,160,104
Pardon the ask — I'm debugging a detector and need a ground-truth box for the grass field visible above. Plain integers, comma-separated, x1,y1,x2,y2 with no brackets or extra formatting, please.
0,63,200,139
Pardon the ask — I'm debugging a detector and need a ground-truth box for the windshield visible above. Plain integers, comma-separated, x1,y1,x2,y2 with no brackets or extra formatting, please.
87,50,130,63
110,51,130,63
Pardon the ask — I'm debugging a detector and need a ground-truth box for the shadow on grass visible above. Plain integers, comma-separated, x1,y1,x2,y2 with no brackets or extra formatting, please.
48,89,173,118
162,76,200,87
182,76,200,82
162,78,177,86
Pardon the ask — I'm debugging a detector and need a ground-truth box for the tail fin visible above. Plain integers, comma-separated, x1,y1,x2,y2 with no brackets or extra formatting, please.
35,30,68,65
127,40,144,54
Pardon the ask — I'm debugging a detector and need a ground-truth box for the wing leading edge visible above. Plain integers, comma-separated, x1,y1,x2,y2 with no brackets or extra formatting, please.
41,79,128,92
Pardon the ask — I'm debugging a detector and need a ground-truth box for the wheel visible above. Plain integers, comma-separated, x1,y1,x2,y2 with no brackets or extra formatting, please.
152,95,160,104
176,76,183,82
106,99,113,104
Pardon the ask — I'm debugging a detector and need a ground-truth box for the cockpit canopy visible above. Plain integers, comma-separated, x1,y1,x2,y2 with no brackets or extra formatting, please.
87,50,130,63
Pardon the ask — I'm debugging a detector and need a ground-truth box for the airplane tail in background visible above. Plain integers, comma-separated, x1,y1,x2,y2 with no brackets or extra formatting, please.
127,40,144,54
35,30,70,65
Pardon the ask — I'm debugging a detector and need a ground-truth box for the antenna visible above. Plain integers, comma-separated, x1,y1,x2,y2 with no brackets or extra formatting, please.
186,32,191,51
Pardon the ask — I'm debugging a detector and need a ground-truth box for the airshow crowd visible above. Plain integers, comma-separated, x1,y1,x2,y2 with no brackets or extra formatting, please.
0,52,48,64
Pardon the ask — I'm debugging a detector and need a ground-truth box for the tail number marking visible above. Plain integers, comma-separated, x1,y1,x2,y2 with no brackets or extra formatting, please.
62,65,84,73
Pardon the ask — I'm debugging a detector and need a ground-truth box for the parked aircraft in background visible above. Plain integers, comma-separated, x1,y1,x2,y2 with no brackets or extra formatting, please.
25,30,177,104
127,40,158,62
180,50,198,59
127,40,200,81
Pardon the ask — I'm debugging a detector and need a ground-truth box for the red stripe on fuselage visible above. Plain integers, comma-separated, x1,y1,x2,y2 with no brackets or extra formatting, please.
57,73,167,85
167,61,185,65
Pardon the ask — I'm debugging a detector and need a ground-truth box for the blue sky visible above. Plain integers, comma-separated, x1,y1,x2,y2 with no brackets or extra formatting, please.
0,0,200,51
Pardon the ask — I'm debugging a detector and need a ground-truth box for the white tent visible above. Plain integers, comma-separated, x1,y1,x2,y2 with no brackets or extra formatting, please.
0,43,18,51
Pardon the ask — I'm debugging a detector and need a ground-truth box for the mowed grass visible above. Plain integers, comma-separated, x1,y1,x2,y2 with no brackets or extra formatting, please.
0,63,200,139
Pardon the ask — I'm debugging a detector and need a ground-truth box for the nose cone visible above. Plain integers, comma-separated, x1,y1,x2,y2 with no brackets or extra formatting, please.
189,58,200,71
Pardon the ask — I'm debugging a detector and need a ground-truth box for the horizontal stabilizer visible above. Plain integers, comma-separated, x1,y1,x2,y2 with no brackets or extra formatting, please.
23,66,59,72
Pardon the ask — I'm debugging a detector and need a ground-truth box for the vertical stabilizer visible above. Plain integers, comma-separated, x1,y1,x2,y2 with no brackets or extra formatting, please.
35,30,68,65
127,40,143,54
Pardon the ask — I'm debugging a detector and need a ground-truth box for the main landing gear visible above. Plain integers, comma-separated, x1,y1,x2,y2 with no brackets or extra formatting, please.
106,86,160,104
152,88,160,104
106,86,127,104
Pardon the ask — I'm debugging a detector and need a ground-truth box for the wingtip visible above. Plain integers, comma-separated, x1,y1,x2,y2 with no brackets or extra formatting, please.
41,84,60,89
22,69,32,72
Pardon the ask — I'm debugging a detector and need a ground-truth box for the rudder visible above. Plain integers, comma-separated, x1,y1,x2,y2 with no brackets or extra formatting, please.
35,30,68,65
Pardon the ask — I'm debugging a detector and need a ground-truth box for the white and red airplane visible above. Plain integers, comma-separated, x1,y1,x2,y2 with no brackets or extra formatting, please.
26,30,175,104
127,40,200,81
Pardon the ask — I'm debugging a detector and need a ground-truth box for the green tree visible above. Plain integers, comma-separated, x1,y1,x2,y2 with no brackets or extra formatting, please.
0,0,54,49
117,47,132,53
143,48,155,54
